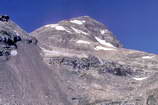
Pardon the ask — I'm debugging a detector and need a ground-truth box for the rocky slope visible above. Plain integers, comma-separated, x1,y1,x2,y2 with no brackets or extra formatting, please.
0,15,158,105
0,16,74,105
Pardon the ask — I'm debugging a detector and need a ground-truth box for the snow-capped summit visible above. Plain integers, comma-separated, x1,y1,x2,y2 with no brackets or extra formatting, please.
31,16,122,52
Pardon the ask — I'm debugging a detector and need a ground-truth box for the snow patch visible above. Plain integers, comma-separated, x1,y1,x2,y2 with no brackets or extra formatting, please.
14,30,20,36
70,20,85,25
44,24,71,33
45,24,58,28
55,26,65,30
71,27,88,35
142,56,153,59
100,29,109,35
76,40,91,44
55,26,72,33
132,77,148,81
94,46,116,51
95,37,115,48
82,20,86,23
10,50,18,56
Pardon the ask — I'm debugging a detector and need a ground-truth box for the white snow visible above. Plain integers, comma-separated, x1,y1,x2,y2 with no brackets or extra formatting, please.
142,56,153,59
95,37,115,48
45,24,58,28
70,20,85,25
45,24,71,33
10,50,18,56
132,77,148,81
76,40,91,44
14,30,20,36
82,20,86,23
100,29,109,35
94,46,116,51
71,27,88,35
55,26,71,33
55,26,65,30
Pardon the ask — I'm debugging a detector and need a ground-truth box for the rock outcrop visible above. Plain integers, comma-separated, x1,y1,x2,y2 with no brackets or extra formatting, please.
0,15,158,105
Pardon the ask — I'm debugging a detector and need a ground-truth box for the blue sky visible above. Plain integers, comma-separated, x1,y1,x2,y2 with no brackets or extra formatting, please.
0,0,158,53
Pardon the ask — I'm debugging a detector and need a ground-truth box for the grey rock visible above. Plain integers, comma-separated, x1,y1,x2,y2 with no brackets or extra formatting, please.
0,15,10,22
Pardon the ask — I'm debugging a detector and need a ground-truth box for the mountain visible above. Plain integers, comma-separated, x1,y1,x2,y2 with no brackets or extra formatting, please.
0,15,158,105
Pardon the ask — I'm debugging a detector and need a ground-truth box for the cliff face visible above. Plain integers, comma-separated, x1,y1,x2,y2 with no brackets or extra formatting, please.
0,16,158,105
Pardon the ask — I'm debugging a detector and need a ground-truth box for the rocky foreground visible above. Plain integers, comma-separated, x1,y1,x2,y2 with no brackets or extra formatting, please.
0,16,157,105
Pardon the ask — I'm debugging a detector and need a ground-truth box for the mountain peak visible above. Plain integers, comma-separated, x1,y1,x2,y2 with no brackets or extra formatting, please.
31,16,122,52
